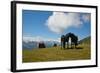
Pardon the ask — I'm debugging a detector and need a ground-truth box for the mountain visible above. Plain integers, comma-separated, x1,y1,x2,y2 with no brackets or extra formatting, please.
23,36,91,49
23,40,60,49
23,41,38,49
79,36,91,44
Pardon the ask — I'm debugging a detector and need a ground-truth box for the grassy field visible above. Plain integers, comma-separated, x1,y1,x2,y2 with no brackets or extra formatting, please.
22,44,91,63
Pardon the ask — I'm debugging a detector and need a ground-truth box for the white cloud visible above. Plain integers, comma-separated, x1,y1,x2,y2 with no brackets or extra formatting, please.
45,12,83,34
82,13,91,22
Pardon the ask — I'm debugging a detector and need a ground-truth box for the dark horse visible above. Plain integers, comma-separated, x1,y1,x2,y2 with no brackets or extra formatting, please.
61,32,78,49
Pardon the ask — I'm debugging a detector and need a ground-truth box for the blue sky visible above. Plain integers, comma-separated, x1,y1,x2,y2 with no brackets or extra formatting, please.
22,10,91,41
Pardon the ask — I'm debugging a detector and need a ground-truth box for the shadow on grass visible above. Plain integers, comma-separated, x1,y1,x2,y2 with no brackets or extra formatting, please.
76,47,83,49
62,47,83,50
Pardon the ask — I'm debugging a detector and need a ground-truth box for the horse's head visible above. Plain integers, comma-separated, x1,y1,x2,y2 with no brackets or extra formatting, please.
61,35,65,41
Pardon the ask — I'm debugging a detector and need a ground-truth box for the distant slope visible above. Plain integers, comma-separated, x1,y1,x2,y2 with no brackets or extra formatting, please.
79,36,91,44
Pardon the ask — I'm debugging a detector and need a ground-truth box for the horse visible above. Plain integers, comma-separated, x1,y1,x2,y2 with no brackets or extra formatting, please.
61,33,78,49
61,35,65,49
69,33,78,48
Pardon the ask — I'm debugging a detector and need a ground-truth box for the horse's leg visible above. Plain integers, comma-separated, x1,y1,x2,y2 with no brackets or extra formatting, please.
74,42,76,49
75,44,76,48
60,42,62,49
74,44,76,49
71,42,72,49
66,42,68,49
62,42,64,49
64,42,65,49
61,42,62,49
75,43,77,49
75,42,77,48
74,42,75,49
62,42,63,49
68,42,69,49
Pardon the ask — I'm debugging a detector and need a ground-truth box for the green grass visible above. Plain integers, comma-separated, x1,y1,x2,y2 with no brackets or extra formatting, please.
22,44,91,63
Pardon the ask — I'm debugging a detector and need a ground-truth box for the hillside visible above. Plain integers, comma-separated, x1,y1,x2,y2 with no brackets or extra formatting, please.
79,36,91,44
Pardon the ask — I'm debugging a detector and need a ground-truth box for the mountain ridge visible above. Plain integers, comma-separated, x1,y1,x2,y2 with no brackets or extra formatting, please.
79,36,91,44
23,36,91,49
